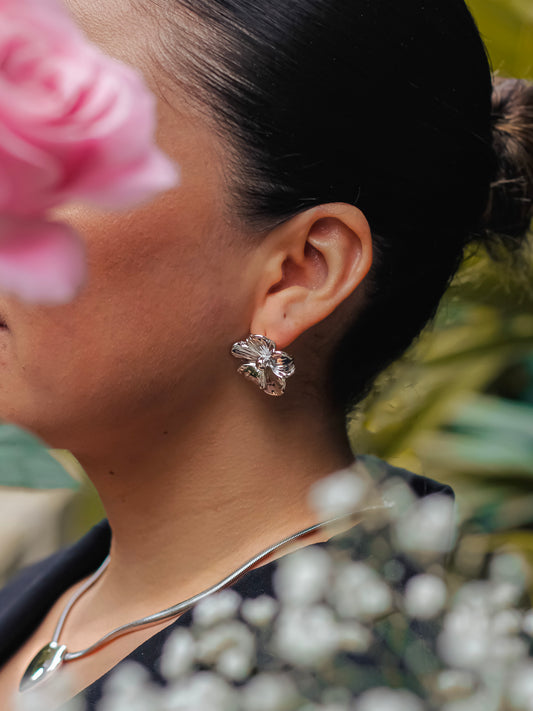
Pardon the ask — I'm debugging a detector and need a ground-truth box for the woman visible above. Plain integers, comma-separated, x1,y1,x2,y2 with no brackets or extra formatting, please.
0,0,531,707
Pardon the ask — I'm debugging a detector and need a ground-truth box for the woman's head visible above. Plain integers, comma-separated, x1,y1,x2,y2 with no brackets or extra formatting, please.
134,0,532,411
0,0,531,458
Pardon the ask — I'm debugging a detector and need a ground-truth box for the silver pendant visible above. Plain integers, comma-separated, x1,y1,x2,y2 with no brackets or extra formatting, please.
19,642,67,693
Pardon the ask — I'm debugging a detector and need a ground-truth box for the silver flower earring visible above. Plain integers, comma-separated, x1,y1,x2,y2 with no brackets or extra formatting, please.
231,334,296,396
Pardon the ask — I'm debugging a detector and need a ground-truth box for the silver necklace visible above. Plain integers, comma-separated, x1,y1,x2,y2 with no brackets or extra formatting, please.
19,509,371,694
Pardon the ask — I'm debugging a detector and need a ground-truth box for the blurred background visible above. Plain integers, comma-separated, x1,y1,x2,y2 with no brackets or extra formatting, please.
0,0,532,587
351,0,533,584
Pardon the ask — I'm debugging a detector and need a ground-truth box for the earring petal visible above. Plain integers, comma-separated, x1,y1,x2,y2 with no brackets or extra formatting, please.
238,363,267,390
231,340,259,361
264,370,287,397
231,334,275,361
248,334,276,358
269,351,296,379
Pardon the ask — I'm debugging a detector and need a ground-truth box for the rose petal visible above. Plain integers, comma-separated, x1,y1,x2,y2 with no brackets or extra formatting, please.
0,0,179,215
0,215,86,303
0,120,62,215
70,148,180,210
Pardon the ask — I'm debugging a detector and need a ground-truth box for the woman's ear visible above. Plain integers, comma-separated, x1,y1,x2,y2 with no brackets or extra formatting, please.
249,203,373,349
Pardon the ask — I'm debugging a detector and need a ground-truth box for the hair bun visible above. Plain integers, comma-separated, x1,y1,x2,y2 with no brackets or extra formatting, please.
478,75,533,250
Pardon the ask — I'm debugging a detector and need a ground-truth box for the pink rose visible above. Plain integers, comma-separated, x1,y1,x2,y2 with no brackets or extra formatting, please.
0,215,86,304
0,0,179,302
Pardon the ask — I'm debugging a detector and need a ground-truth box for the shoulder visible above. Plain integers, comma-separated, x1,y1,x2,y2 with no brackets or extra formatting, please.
357,453,454,500
0,520,110,667
0,519,110,605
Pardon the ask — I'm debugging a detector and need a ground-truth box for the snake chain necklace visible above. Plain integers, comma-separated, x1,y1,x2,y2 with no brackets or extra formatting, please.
19,506,384,694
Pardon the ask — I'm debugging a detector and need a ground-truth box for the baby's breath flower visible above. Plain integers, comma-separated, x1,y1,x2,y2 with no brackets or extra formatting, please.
394,494,456,556
160,629,197,681
240,673,300,711
522,609,533,637
439,688,500,711
438,579,529,672
453,581,493,612
493,609,523,637
380,477,417,520
489,581,524,611
438,606,491,670
506,661,533,710
436,669,478,700
273,547,332,605
196,620,256,681
70,463,533,711
330,562,392,620
163,671,239,711
491,636,529,665
99,662,162,711
102,661,151,693
336,621,372,653
453,580,522,619
272,604,340,668
241,595,279,628
309,466,370,519
192,589,241,627
404,574,447,620
216,645,255,682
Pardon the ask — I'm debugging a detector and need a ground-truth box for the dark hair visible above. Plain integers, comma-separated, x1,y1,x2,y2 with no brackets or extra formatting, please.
140,0,533,412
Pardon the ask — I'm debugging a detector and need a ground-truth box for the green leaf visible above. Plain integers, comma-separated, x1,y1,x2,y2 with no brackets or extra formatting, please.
417,430,533,475
468,0,533,79
449,395,533,444
0,424,78,490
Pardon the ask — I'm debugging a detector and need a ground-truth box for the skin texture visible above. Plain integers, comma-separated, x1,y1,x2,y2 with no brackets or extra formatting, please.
0,0,374,704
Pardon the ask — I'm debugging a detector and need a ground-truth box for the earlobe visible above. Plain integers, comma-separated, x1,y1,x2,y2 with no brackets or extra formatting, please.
250,204,373,349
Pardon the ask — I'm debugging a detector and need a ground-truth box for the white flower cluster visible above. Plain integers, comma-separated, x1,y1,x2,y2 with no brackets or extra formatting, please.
16,464,533,711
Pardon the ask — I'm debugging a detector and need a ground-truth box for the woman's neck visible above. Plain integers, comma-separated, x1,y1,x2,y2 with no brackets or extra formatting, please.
73,386,355,616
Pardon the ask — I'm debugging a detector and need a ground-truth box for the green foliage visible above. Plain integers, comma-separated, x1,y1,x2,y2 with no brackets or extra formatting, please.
468,0,533,79
0,424,78,490
350,233,533,589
